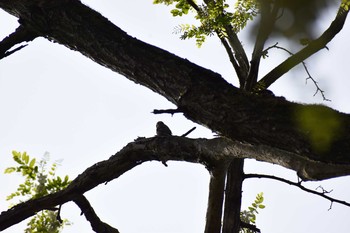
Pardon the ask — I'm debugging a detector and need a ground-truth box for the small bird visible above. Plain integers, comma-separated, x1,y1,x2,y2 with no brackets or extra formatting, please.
156,121,172,136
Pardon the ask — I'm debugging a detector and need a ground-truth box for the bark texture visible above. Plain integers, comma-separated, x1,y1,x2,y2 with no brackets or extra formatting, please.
1,0,350,179
1,1,350,231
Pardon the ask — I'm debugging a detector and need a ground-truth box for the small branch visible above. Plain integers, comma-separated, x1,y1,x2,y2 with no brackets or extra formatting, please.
263,43,330,101
244,174,350,209
245,2,280,90
56,205,63,223
152,108,183,115
73,195,119,233
224,25,250,83
257,5,349,89
185,0,200,12
181,127,196,137
220,36,245,86
0,25,37,59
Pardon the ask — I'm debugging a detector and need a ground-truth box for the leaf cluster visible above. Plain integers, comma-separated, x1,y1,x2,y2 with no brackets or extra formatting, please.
240,192,265,233
341,0,350,10
154,0,258,47
4,151,72,232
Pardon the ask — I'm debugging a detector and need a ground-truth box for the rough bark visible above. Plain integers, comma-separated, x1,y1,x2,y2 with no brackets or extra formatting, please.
1,0,350,179
0,0,350,176
222,159,244,233
0,136,348,231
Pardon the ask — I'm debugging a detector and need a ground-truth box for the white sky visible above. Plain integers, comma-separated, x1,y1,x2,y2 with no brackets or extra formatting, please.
1,1,350,233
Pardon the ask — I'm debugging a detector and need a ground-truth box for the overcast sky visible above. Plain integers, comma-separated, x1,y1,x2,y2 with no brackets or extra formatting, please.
1,1,350,233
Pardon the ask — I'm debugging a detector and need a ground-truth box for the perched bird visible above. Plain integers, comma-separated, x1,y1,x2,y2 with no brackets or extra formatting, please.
156,121,172,136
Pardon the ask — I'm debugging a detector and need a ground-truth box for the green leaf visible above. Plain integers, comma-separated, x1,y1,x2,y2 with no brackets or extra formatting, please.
4,167,16,174
22,152,29,164
29,158,36,168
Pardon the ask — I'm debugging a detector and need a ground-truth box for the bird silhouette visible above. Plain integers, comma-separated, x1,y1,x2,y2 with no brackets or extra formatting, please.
156,121,172,136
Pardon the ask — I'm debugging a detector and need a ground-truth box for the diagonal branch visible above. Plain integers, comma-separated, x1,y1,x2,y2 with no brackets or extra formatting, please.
256,5,349,89
73,195,120,233
0,25,37,59
1,1,350,179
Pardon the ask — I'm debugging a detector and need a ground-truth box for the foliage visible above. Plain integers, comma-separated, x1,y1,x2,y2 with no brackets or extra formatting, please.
4,151,72,233
341,0,350,10
240,192,265,233
154,0,258,47
295,105,342,153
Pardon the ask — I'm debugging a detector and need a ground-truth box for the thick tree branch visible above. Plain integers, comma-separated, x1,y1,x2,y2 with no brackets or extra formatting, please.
0,137,229,231
73,195,119,233
1,135,350,230
256,5,349,89
1,1,350,180
1,136,349,230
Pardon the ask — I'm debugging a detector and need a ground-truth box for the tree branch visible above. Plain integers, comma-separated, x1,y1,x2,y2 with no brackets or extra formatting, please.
1,1,350,179
222,158,245,233
204,162,227,233
244,174,350,209
1,136,350,230
256,5,349,89
219,36,245,85
245,2,279,90
0,25,37,59
224,25,250,81
152,108,183,115
263,43,330,100
73,195,119,233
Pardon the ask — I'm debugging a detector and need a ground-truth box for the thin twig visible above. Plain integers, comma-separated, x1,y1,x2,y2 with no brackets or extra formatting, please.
264,43,330,101
244,174,350,209
152,108,183,115
181,127,196,137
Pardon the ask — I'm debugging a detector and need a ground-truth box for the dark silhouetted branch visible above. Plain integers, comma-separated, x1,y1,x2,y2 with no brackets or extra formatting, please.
263,42,330,101
257,5,349,89
73,195,119,233
222,158,244,233
244,173,350,209
204,162,227,233
152,108,183,115
0,25,37,59
181,127,196,137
